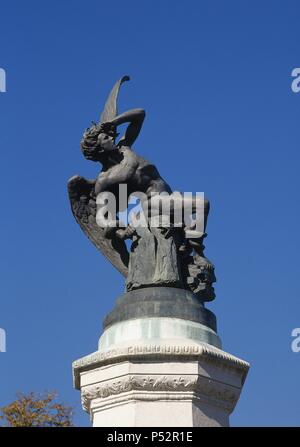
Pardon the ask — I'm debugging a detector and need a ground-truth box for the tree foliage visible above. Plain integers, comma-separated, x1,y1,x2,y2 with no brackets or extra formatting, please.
0,391,74,427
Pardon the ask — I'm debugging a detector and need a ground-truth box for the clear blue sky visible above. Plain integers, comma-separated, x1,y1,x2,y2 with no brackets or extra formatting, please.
0,0,300,426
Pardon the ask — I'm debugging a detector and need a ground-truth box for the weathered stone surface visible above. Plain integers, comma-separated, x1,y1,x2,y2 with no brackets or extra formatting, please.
73,341,249,427
99,318,222,351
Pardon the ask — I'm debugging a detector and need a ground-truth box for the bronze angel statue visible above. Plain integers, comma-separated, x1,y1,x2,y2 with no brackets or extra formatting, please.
68,76,216,301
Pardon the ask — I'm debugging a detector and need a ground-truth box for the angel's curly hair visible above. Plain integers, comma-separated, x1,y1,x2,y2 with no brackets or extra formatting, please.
80,122,117,161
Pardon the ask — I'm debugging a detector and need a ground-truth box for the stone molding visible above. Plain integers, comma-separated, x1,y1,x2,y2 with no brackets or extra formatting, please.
73,342,249,389
81,373,240,414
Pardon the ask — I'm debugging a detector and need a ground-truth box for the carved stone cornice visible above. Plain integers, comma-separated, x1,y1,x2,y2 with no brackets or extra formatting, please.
73,342,249,389
81,373,240,414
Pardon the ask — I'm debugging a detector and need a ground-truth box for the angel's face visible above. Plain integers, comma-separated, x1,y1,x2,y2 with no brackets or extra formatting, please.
97,132,116,153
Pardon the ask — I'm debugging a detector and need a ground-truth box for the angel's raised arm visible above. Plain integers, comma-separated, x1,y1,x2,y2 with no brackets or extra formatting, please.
110,108,145,147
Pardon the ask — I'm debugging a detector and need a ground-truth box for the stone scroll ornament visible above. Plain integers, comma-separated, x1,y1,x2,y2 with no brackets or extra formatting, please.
68,76,216,301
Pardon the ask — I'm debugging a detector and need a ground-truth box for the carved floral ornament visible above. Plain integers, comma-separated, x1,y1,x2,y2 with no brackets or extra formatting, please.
81,374,240,413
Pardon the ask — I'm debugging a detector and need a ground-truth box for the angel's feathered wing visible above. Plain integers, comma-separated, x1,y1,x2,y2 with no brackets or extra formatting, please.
67,175,129,277
100,75,129,123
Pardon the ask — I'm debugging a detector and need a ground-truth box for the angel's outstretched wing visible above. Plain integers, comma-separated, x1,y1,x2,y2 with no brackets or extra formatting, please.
67,175,129,277
100,75,130,124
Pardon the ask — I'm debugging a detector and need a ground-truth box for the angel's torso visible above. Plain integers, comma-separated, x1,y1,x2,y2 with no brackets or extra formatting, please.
94,147,172,198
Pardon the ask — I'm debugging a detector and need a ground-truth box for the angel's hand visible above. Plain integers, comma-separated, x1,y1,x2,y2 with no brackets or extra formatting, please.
100,122,114,133
116,225,136,240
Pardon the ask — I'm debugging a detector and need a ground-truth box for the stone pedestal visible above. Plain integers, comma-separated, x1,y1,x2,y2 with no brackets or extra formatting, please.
73,288,249,427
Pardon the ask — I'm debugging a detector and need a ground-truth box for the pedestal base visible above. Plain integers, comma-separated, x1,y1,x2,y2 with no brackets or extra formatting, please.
73,288,249,426
73,340,249,427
